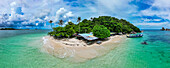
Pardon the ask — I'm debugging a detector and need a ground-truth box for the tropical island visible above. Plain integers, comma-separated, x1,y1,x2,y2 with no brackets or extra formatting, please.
42,16,141,62
48,16,140,39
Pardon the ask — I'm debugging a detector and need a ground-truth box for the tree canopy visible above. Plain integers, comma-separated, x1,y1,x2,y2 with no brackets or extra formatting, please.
93,25,110,39
48,25,75,38
77,16,140,33
48,16,141,38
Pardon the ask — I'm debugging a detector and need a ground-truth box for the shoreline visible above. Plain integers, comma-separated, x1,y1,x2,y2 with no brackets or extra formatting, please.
41,35,127,62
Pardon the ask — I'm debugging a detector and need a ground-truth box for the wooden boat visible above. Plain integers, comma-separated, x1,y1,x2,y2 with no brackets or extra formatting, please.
127,34,143,38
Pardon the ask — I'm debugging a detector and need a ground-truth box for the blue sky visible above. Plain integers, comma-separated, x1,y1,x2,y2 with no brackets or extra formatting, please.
0,0,170,29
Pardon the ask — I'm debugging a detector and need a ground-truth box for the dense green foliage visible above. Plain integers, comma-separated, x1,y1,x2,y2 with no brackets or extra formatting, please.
48,25,75,38
48,16,141,38
93,25,110,39
76,16,140,33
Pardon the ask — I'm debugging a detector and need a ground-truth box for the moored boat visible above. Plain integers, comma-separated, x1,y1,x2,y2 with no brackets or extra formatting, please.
127,34,143,38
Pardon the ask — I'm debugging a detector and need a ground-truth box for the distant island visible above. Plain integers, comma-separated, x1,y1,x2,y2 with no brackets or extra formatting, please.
161,27,170,31
0,28,20,30
42,16,141,62
0,28,29,30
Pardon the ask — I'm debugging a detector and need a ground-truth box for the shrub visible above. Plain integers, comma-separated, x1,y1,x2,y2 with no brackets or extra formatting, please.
51,26,76,38
93,25,110,39
48,31,55,36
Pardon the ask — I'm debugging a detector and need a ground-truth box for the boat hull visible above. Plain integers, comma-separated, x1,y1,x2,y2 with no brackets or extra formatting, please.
127,34,143,38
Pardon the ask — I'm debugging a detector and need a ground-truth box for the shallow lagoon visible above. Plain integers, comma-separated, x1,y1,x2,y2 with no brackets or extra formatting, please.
0,30,169,68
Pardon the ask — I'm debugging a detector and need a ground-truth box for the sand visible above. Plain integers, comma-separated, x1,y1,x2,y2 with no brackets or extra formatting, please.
41,35,127,62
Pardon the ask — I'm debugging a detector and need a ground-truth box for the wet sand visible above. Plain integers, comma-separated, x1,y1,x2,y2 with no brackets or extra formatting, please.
41,35,127,62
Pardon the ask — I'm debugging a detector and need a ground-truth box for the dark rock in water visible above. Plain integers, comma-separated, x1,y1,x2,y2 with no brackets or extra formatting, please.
158,51,165,57
150,52,152,54
142,46,145,48
161,27,170,31
159,58,162,60
141,41,148,45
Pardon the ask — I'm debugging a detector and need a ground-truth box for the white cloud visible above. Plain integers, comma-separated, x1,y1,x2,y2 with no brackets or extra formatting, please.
10,2,17,7
68,19,71,22
0,0,137,27
1,0,169,29
36,18,43,22
29,18,43,23
21,21,29,25
65,11,74,17
92,0,137,18
152,0,170,8
7,22,13,25
8,7,25,21
153,19,162,21
36,9,51,18
51,8,74,23
68,0,137,20
142,18,162,22
0,0,75,27
131,0,170,29
139,0,170,20
56,8,67,15
135,22,168,26
44,16,49,20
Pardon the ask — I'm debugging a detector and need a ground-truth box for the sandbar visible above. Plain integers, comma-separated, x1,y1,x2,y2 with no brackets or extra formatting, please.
41,35,127,62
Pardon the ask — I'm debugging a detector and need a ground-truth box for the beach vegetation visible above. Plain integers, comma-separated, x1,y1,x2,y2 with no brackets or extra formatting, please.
93,25,110,39
48,26,75,38
48,16,141,38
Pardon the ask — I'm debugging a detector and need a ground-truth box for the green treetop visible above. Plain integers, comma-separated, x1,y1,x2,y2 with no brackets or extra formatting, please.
93,25,110,39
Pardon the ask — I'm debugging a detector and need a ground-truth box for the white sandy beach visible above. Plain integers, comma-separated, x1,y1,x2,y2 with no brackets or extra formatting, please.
41,35,127,62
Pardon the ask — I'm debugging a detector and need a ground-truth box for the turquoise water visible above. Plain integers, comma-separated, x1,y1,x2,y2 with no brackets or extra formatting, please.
0,30,169,68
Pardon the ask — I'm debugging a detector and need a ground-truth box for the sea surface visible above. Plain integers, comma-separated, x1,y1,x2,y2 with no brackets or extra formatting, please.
0,30,169,68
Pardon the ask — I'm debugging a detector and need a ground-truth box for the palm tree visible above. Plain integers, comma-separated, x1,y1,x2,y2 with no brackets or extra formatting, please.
49,20,53,29
90,17,93,21
77,17,81,33
58,19,64,27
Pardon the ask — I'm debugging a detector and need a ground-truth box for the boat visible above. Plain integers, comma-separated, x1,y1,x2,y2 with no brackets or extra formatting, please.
127,34,143,38
96,41,102,44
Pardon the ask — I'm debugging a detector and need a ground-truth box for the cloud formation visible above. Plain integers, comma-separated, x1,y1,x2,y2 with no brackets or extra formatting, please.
0,0,170,29
0,0,74,28
139,0,170,20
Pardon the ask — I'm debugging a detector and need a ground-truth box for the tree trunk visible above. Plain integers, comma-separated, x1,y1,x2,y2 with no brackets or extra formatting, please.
79,22,80,34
